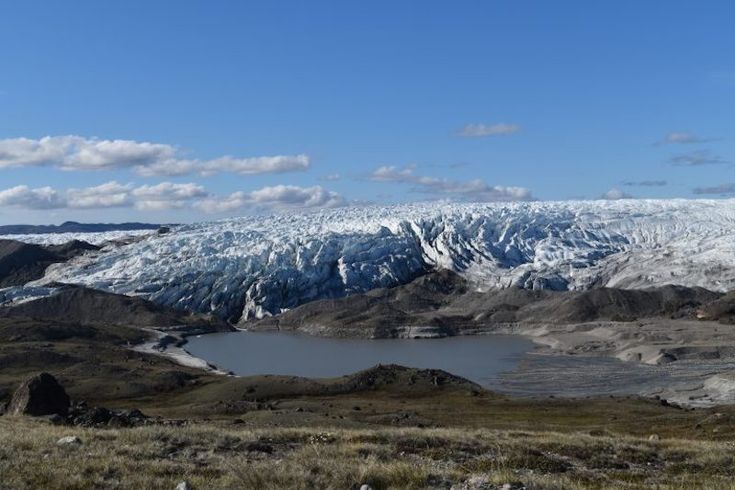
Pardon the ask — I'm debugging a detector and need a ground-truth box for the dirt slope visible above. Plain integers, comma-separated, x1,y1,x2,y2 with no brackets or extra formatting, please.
251,270,723,337
0,239,100,287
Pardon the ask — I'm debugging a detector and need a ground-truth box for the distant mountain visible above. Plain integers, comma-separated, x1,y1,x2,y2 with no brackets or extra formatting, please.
0,221,162,235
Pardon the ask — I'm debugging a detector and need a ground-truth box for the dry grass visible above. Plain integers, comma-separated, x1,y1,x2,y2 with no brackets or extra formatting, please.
2,418,735,489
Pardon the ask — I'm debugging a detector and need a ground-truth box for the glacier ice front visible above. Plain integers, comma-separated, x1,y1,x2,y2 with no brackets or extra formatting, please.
38,199,735,323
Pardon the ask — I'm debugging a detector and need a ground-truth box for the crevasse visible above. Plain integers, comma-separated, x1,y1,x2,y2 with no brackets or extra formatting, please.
34,199,735,323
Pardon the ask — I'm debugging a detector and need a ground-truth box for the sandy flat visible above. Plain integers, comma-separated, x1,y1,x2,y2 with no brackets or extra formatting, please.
497,319,735,406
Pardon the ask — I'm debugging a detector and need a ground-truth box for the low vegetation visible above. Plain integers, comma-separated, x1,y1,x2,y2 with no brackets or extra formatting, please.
3,417,735,489
3,256,735,488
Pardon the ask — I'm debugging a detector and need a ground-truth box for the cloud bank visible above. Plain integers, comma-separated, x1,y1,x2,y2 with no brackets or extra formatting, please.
195,185,346,213
692,183,735,195
670,150,727,166
0,182,208,211
0,186,66,210
460,123,521,138
600,188,633,200
0,182,346,214
659,132,712,145
622,180,667,187
0,136,309,176
367,165,533,201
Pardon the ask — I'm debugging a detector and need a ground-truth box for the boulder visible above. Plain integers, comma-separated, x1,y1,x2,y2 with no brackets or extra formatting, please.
73,406,112,426
65,404,148,427
7,373,70,416
57,435,82,446
501,483,526,490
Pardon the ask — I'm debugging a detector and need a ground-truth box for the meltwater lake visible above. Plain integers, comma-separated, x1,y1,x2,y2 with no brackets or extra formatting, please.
186,331,534,389
185,331,726,399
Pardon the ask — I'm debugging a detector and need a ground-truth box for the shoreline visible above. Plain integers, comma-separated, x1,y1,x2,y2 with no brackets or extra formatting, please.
498,319,735,407
131,328,231,376
166,322,735,407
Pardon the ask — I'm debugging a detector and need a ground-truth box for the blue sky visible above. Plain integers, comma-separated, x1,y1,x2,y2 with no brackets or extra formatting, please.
0,1,734,224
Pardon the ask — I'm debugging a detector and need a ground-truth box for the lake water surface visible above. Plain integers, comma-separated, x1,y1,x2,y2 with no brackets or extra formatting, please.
186,331,534,389
188,331,735,401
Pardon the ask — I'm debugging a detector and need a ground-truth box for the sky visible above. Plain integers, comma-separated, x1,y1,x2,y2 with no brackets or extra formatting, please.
0,1,734,224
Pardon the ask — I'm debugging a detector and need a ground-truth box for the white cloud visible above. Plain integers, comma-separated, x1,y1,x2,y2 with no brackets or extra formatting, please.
0,137,69,167
131,182,208,210
368,165,417,183
622,180,667,187
195,185,346,213
670,150,727,166
67,181,134,208
132,159,197,177
250,185,345,208
205,155,308,176
460,123,521,138
195,192,250,214
366,165,533,201
0,181,208,211
600,188,633,200
0,181,347,214
132,182,207,200
417,177,532,201
68,139,176,170
692,183,735,195
660,132,711,145
0,136,310,176
0,136,175,170
137,154,310,177
0,185,66,209
321,173,341,181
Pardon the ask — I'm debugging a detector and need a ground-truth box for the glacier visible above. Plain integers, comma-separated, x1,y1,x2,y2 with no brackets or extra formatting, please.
2,229,156,246
31,199,735,324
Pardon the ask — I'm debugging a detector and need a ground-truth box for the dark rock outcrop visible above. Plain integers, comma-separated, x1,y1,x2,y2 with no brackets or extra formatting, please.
46,240,100,259
7,372,70,416
0,239,100,287
0,284,232,333
339,364,481,392
251,270,724,337
697,291,735,323
65,403,148,427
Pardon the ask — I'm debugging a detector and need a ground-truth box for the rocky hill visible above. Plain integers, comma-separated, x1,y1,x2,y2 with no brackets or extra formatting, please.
0,239,99,288
251,270,726,337
0,284,230,333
